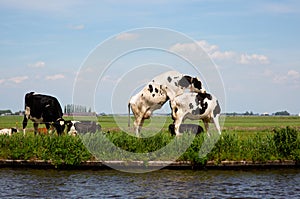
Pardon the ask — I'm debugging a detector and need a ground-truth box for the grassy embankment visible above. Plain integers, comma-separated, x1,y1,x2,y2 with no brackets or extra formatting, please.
0,115,299,167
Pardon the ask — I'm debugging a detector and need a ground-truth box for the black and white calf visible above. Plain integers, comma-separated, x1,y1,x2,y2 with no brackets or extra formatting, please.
128,70,206,136
170,92,221,136
168,124,204,136
65,121,101,136
22,92,66,135
0,128,18,136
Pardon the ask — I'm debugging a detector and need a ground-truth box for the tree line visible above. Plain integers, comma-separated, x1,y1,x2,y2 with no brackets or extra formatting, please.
64,104,92,114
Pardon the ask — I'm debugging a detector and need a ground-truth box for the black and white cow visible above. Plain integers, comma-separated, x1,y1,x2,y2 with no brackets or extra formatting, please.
170,92,221,136
22,92,65,135
128,83,169,135
168,124,204,136
128,71,206,136
65,120,101,136
0,128,18,136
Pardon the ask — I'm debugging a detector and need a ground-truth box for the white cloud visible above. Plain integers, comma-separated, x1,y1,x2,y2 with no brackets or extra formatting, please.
28,61,45,68
264,69,300,85
287,70,300,79
8,76,29,84
239,53,270,65
46,74,65,80
169,40,269,65
115,33,139,41
0,79,5,84
68,24,85,30
170,40,235,60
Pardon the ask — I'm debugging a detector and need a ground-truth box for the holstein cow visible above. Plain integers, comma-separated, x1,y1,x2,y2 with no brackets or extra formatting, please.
65,120,101,136
128,70,206,136
0,128,18,136
168,124,204,136
22,92,66,135
128,83,168,135
170,92,221,136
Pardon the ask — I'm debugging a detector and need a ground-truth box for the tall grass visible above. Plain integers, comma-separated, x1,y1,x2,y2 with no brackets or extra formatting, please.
0,133,92,167
0,115,299,167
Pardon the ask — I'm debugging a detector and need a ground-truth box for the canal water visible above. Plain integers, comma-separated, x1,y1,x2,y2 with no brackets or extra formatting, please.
0,168,299,198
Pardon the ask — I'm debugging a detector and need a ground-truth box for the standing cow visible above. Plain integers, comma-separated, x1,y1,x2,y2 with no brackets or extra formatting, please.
22,92,66,135
128,70,206,136
170,92,221,136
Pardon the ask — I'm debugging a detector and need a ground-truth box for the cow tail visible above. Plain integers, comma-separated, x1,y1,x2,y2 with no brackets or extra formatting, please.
128,102,131,127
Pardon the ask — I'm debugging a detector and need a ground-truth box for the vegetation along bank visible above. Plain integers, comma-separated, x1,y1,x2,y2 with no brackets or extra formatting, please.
0,116,299,169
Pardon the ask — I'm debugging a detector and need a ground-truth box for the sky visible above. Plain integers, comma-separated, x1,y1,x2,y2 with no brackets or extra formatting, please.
0,0,300,115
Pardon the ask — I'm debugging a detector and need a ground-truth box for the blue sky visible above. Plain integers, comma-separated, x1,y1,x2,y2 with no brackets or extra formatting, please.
0,0,299,114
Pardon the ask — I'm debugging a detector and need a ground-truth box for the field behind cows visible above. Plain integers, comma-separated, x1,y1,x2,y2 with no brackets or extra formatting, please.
0,115,299,167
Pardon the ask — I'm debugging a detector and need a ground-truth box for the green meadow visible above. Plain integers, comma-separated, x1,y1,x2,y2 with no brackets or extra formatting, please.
0,115,299,167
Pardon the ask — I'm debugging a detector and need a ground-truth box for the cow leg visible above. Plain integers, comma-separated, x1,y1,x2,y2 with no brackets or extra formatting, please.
202,119,210,137
33,123,39,135
134,116,143,137
212,115,221,135
45,123,51,134
174,117,183,136
22,115,28,135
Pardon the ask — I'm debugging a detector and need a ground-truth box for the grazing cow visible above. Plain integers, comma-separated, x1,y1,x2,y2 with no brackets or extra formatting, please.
128,71,206,136
168,124,204,136
22,92,66,135
65,120,101,136
170,92,221,136
0,128,18,136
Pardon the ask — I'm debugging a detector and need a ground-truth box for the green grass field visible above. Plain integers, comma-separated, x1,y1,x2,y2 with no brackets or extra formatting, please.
1,115,300,133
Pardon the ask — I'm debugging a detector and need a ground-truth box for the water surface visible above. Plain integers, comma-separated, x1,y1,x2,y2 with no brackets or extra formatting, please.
0,168,299,198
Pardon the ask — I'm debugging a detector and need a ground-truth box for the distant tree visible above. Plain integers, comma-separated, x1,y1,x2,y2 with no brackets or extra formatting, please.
274,110,290,116
64,104,91,114
0,110,12,115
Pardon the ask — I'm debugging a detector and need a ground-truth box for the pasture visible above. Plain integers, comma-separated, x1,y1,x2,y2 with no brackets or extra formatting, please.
0,115,299,167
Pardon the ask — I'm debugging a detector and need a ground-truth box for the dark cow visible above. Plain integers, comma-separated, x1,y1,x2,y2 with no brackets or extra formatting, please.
65,120,101,136
168,124,204,136
170,92,221,136
22,92,65,135
128,70,206,136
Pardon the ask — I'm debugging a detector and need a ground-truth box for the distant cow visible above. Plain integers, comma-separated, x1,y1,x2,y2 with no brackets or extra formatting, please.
168,124,204,136
170,92,221,136
0,128,18,136
65,120,101,136
128,71,206,136
22,92,66,135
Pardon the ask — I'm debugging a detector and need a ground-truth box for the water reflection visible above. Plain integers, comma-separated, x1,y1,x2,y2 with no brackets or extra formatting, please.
0,168,299,198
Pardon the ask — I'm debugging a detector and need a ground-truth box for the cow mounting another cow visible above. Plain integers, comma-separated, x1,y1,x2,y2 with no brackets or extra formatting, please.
128,70,207,136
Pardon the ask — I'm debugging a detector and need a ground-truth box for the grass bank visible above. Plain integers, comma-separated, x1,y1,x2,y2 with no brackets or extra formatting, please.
0,116,299,168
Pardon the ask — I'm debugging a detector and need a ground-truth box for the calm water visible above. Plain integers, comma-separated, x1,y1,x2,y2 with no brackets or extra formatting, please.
0,168,299,198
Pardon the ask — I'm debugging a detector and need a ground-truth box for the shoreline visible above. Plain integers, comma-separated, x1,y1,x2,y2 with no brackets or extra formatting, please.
0,159,299,170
